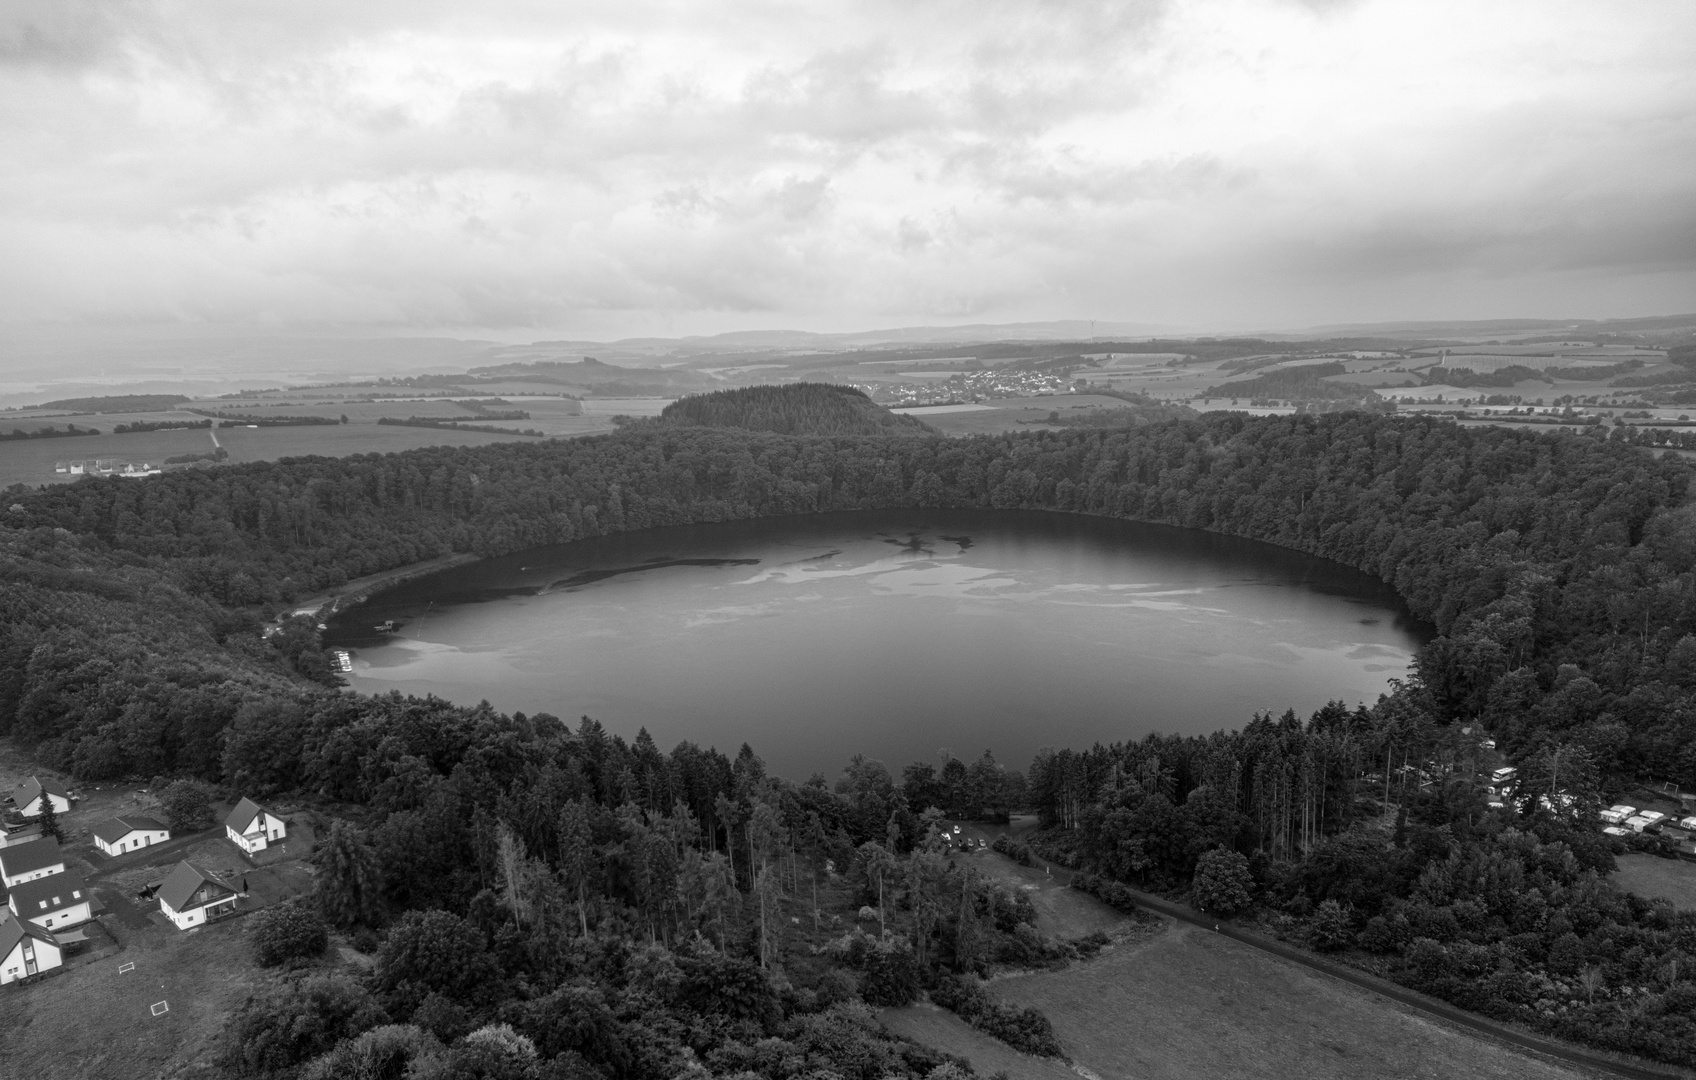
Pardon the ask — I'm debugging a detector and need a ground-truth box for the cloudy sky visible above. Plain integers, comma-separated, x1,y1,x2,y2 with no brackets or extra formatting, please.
1,0,1692,339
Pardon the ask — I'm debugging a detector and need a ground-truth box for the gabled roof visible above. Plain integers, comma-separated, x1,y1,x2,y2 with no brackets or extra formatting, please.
223,797,269,833
91,816,168,844
16,776,68,807
7,868,88,916
0,909,58,957
0,837,63,877
156,860,235,914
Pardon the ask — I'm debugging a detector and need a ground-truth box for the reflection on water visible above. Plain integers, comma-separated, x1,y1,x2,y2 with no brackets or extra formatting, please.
326,509,1430,778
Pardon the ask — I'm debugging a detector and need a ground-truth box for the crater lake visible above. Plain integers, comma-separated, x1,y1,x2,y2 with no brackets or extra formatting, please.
325,509,1430,777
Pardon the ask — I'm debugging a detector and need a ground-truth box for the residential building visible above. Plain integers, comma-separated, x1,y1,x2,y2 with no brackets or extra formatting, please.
157,860,239,930
14,777,71,819
0,824,43,851
6,869,91,931
224,798,286,854
0,837,65,888
91,816,171,857
0,910,62,985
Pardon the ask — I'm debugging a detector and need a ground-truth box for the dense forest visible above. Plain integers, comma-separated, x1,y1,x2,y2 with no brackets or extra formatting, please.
11,396,1696,1070
648,384,934,437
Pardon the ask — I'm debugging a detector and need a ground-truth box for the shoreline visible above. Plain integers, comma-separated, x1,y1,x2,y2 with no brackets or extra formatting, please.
286,550,483,618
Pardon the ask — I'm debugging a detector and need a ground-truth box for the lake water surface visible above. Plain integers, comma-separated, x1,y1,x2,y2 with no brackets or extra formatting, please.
327,510,1428,778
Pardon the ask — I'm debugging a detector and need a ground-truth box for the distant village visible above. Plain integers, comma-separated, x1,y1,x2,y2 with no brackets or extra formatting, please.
1,774,288,986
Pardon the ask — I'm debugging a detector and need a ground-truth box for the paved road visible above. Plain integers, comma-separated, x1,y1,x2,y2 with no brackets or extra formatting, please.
994,848,1690,1080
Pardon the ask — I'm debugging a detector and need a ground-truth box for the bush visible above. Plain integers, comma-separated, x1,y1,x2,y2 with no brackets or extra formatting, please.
221,974,389,1077
1307,899,1354,952
1191,848,1254,916
991,834,1034,866
157,778,216,833
301,1024,444,1080
930,974,1064,1058
247,898,329,967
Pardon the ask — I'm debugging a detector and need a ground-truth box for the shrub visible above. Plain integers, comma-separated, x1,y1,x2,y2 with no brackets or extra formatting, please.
300,1024,444,1080
817,930,920,1006
247,898,329,967
221,974,389,1077
1308,899,1354,952
991,835,1034,866
930,974,1064,1058
157,778,216,833
1192,848,1254,916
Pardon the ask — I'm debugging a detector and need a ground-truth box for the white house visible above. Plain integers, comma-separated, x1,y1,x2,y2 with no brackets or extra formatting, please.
157,860,239,930
91,815,171,857
224,798,286,854
0,910,62,985
0,837,65,888
14,777,71,819
7,868,91,932
0,824,43,851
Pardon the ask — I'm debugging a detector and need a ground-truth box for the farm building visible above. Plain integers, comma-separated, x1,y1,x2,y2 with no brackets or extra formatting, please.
14,777,71,819
0,824,43,851
6,868,91,932
224,797,286,854
0,910,62,985
157,860,240,930
91,815,170,857
0,837,65,888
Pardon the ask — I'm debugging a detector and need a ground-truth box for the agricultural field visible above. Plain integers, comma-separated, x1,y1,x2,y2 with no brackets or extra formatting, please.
0,393,681,487
884,843,1591,1080
893,395,1156,436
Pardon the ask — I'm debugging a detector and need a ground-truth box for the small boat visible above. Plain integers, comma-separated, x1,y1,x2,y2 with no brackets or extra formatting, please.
373,620,396,632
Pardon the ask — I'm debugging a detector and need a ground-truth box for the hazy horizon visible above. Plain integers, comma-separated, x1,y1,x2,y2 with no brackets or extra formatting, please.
3,0,1693,346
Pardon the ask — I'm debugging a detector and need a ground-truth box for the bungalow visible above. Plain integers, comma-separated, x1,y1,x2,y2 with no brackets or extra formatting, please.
157,860,240,930
0,837,65,888
0,910,62,985
91,815,171,857
7,868,91,932
224,798,286,854
15,777,71,819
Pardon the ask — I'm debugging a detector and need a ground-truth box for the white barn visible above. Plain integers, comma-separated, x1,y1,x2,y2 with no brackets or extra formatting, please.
157,860,240,930
0,910,62,985
224,797,286,854
91,815,171,857
0,837,65,888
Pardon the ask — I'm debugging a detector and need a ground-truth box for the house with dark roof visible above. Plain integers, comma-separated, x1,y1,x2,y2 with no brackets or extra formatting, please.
224,797,286,854
6,867,91,931
0,823,43,851
91,815,170,857
157,860,239,930
0,837,65,888
14,777,70,819
0,909,62,985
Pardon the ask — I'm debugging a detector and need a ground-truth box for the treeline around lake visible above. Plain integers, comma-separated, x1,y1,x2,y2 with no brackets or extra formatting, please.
10,390,1696,1070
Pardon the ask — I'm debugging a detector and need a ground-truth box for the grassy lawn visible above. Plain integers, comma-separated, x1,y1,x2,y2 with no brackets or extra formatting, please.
0,909,266,1080
891,920,1595,1080
882,845,1589,1080
1613,853,1696,909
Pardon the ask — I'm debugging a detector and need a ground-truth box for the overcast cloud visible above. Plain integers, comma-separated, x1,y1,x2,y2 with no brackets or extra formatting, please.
1,0,1692,337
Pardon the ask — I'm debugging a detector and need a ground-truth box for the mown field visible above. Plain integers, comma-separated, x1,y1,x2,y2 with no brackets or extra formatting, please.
1612,854,1696,911
896,395,1152,436
882,843,1590,1080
